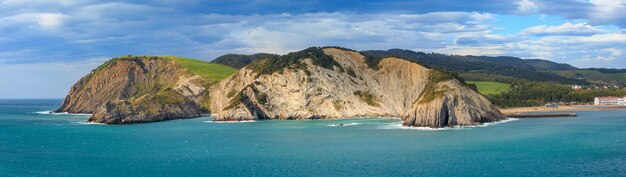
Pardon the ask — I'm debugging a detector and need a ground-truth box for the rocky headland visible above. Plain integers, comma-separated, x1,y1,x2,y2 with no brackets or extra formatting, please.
57,47,504,127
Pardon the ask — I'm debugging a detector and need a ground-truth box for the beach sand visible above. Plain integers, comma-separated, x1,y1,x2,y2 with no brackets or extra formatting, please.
500,105,626,115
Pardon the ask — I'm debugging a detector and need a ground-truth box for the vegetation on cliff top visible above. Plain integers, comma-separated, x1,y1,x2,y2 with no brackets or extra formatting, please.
95,55,237,84
211,53,278,69
167,56,237,84
247,47,344,75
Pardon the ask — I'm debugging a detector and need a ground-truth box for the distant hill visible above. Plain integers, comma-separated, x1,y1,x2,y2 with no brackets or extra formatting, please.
556,69,626,85
212,53,278,69
360,49,585,85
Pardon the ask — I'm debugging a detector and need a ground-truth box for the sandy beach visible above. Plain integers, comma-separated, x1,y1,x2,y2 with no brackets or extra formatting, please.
500,105,626,115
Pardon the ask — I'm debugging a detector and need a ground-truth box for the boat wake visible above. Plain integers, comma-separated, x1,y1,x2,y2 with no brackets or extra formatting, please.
379,118,519,131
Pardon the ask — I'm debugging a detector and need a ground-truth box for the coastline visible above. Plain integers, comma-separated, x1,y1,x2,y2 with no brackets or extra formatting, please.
500,105,626,115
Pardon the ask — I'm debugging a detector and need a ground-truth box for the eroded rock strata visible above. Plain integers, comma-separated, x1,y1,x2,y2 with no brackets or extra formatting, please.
57,56,212,124
209,47,504,127
58,47,504,127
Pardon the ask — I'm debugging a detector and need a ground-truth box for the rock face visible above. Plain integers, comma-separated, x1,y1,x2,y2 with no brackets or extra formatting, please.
209,47,504,127
58,47,504,127
57,56,210,124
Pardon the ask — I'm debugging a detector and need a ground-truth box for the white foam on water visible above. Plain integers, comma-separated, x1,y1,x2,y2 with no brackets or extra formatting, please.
379,118,519,131
378,121,461,131
476,118,519,127
35,110,92,116
327,122,362,127
204,120,257,123
74,121,106,125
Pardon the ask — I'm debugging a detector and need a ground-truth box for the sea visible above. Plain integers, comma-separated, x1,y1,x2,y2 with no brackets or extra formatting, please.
1,99,624,177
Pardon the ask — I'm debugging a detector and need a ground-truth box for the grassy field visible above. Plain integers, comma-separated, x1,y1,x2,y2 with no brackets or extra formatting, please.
167,56,237,84
465,81,511,95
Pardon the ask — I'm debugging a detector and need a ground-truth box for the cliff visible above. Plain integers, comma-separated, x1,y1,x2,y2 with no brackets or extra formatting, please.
59,47,504,127
209,47,504,127
56,55,236,124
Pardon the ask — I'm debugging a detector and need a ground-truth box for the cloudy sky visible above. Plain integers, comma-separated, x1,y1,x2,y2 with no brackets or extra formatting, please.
1,0,625,98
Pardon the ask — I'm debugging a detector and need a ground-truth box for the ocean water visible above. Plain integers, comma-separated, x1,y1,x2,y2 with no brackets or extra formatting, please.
1,99,625,177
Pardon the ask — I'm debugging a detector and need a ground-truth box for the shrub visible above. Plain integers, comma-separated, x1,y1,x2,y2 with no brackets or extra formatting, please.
247,47,344,76
353,90,380,106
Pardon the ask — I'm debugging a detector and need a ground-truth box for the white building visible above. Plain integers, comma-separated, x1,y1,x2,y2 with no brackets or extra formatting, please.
594,96,626,105
572,85,582,90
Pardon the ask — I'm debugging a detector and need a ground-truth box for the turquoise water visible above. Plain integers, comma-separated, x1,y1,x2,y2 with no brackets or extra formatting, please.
1,99,625,177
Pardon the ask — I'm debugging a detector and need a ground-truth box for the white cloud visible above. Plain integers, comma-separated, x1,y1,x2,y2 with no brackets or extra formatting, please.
576,33,626,43
521,23,608,36
532,0,626,27
590,0,625,19
37,13,67,29
516,0,539,14
0,12,67,29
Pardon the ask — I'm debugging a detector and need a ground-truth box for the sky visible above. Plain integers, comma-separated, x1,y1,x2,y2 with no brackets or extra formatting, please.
0,0,625,98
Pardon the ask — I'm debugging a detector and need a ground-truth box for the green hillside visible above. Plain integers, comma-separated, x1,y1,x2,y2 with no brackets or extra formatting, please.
211,53,278,69
167,56,237,84
466,81,511,95
556,69,626,85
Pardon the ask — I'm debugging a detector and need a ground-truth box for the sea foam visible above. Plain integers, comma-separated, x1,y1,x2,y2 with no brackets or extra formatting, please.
327,122,362,127
35,110,92,116
379,118,519,131
74,121,106,125
204,120,257,123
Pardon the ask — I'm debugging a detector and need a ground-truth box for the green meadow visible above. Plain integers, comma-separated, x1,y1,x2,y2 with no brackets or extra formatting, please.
466,81,511,95
167,56,238,84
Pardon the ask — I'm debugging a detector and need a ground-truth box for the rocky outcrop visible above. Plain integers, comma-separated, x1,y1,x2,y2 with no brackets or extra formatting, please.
89,97,204,124
403,79,504,127
56,56,211,124
59,47,504,127
210,47,504,127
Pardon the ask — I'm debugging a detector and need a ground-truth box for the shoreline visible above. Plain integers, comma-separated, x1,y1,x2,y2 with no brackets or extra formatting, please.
500,105,626,115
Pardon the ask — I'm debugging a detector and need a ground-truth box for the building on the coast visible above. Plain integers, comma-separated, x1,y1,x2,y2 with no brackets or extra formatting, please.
571,85,582,90
594,96,626,105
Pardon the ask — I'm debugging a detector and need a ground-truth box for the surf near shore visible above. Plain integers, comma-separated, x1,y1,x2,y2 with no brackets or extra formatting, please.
500,105,626,115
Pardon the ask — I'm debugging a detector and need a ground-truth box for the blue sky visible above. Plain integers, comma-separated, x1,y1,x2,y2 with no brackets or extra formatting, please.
1,0,626,98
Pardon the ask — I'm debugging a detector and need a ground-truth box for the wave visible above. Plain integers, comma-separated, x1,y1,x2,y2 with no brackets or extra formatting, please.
327,122,362,127
35,110,92,116
74,121,106,125
204,120,257,123
476,117,519,127
379,118,519,131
